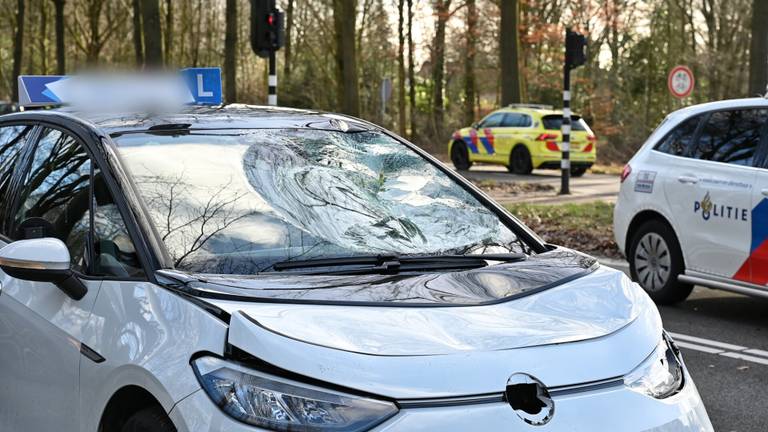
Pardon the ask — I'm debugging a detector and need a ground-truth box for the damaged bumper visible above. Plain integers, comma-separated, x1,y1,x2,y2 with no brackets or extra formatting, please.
170,370,712,432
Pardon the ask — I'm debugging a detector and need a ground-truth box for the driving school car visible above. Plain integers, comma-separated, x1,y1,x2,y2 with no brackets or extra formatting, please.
614,98,768,304
449,104,597,176
0,75,711,432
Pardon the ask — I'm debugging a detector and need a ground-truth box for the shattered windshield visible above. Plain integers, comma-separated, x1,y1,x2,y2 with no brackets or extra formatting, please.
113,128,524,274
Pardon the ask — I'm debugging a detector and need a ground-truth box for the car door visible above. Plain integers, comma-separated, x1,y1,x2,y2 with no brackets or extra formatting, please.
0,125,103,432
472,112,505,162
746,118,768,286
494,112,534,163
663,109,761,280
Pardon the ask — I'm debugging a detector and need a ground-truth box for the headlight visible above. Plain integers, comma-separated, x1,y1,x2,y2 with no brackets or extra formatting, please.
192,356,398,431
624,333,684,399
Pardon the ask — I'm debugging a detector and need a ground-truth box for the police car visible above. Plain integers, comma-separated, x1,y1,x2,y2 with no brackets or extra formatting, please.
0,73,711,431
449,104,597,176
614,98,768,304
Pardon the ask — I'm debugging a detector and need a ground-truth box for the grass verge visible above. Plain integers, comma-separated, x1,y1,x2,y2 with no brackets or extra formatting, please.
505,201,622,259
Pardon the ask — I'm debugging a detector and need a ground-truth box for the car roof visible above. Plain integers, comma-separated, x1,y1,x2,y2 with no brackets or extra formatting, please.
491,106,574,117
0,104,376,136
667,97,768,120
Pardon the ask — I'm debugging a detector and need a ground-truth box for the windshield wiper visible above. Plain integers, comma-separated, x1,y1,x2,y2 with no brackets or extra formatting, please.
269,253,526,275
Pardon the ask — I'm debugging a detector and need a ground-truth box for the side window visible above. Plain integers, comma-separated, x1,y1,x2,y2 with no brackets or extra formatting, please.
478,113,505,128
13,128,143,277
0,125,34,238
693,109,767,166
654,115,701,157
501,113,522,127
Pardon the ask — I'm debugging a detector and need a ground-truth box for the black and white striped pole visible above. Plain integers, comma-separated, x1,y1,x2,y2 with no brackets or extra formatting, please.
561,28,587,195
268,51,277,106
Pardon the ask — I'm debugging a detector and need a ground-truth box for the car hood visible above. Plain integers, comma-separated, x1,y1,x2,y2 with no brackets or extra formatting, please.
180,252,661,398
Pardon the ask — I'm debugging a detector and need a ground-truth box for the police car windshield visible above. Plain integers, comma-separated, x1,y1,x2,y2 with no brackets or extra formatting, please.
113,128,524,274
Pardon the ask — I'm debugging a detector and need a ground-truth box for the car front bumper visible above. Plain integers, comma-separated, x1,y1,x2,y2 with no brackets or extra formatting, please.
169,370,712,432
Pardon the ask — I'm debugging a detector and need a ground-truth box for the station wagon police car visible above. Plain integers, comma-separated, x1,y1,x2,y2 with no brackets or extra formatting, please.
0,73,711,432
449,105,597,176
615,98,768,304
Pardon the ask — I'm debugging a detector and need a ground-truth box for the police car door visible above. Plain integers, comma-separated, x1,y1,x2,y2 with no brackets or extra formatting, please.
0,126,102,432
747,117,768,286
666,109,760,281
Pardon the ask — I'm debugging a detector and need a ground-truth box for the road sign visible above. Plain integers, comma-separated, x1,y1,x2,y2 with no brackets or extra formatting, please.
180,67,222,105
668,65,694,99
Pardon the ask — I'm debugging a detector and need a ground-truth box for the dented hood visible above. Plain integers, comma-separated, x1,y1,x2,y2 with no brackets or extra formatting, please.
188,252,662,397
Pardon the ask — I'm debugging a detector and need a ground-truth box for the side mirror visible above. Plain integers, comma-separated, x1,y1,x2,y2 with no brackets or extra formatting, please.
0,238,87,300
471,122,480,129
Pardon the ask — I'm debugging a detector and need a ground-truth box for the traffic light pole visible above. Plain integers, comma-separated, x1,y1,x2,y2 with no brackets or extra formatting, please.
560,63,571,195
268,50,277,106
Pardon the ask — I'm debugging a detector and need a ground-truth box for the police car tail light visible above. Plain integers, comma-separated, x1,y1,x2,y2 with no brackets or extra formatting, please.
620,164,632,183
624,333,684,399
193,356,398,431
587,134,598,142
583,143,594,152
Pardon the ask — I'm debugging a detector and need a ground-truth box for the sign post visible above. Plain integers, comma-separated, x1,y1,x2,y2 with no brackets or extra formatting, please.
561,28,587,195
668,65,694,99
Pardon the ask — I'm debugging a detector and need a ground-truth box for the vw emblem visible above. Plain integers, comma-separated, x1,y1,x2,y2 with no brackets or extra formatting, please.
505,373,554,426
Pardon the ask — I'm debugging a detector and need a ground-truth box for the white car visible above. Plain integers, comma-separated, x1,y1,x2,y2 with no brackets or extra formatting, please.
0,105,712,432
614,98,768,304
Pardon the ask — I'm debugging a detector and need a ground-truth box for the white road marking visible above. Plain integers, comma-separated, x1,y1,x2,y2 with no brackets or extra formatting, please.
670,332,768,366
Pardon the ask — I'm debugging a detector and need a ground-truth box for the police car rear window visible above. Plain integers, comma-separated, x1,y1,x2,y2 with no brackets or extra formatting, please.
541,115,588,131
112,129,525,274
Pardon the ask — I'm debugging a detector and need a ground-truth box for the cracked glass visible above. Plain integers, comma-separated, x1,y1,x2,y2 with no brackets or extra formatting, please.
113,129,523,274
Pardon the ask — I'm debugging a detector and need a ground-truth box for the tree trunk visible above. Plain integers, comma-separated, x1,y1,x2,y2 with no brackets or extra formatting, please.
407,0,416,140
164,0,173,65
141,0,163,67
431,0,451,138
284,0,294,79
52,0,65,75
39,1,48,74
397,0,406,136
500,0,522,105
11,0,25,103
463,0,477,125
224,0,237,103
749,0,768,96
132,0,144,66
333,0,360,116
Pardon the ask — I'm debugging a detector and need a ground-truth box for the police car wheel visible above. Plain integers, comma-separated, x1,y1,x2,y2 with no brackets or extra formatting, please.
570,166,588,177
629,220,693,304
509,145,533,175
451,141,472,170
121,406,176,432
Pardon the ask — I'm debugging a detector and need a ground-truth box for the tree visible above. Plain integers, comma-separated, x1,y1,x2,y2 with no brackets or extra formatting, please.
11,0,25,103
141,0,163,67
284,0,295,79
463,0,477,125
52,0,66,75
500,0,522,105
333,0,360,116
407,0,416,140
132,0,144,66
749,0,768,95
224,0,237,102
164,0,173,65
431,0,451,137
397,0,406,136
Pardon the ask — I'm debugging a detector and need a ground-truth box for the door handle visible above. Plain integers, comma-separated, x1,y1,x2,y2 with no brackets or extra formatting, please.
762,188,768,197
677,175,699,184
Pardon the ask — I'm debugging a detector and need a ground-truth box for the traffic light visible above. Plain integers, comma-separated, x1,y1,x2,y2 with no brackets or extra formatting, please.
250,0,285,58
565,29,587,70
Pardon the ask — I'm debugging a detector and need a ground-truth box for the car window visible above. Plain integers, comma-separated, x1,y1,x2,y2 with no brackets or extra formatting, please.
693,109,767,166
541,115,587,131
654,115,701,157
13,128,143,277
113,129,525,274
0,124,34,239
501,113,532,127
478,113,505,128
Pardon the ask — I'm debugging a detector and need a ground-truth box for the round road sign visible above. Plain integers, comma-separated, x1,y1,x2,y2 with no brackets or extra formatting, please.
668,65,694,99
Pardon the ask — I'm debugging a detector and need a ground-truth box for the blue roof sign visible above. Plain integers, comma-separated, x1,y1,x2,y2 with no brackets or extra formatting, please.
18,68,223,108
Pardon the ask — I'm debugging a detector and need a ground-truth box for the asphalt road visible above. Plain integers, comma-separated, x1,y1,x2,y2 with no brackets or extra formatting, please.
605,261,768,432
453,165,620,204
